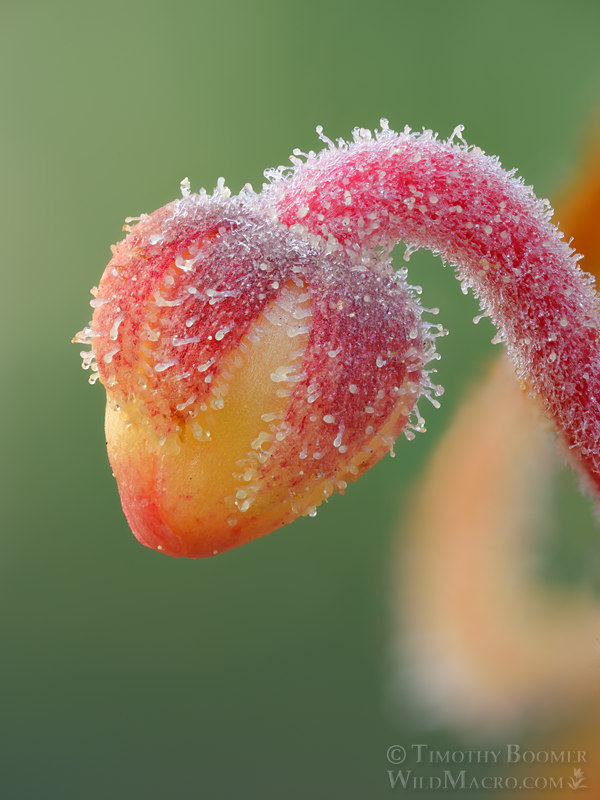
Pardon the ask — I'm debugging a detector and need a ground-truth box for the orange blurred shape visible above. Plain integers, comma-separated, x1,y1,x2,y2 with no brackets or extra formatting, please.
397,358,600,734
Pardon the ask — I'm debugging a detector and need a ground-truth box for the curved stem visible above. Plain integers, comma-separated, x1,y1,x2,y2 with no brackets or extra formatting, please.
264,123,600,493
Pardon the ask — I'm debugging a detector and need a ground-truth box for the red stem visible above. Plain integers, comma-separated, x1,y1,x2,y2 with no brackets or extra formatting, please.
263,124,600,493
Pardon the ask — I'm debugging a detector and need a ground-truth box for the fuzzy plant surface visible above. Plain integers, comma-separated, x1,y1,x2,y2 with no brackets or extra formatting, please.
75,121,600,558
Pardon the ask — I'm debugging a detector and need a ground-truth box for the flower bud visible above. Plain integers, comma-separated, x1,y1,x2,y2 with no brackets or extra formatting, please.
78,121,599,557
76,186,430,557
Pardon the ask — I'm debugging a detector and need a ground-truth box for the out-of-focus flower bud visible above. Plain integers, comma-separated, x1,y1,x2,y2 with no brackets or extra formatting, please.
76,183,431,557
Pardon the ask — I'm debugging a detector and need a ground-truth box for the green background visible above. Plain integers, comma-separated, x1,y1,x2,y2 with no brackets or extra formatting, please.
2,1,600,797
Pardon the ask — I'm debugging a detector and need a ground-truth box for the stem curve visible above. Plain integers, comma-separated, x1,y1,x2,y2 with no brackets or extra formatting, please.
265,122,600,493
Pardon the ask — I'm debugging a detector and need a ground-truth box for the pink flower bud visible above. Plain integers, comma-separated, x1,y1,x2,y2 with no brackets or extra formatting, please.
76,184,430,557
77,121,599,557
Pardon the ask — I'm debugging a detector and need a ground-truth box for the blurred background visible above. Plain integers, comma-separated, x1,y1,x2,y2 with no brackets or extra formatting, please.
2,0,600,797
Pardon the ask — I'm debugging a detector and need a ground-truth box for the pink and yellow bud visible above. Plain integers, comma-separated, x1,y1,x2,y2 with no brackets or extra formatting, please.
78,121,600,557
77,187,429,557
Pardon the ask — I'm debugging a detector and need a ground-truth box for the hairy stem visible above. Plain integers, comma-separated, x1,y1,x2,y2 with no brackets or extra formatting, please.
265,123,600,492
